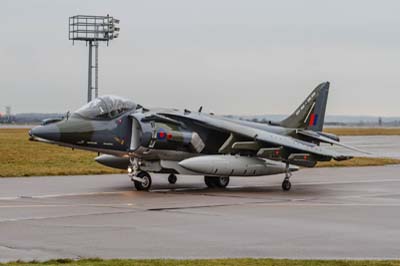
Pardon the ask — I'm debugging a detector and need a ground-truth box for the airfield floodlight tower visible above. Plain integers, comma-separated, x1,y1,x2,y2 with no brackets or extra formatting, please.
5,106,11,123
68,15,120,102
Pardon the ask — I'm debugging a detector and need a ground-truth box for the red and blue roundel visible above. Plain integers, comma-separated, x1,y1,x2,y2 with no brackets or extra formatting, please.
157,129,167,140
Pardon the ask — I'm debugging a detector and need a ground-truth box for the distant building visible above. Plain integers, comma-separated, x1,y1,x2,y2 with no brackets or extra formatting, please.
0,106,16,124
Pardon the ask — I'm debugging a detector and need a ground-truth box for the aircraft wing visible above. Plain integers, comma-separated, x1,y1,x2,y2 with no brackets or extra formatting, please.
160,112,353,160
296,129,371,155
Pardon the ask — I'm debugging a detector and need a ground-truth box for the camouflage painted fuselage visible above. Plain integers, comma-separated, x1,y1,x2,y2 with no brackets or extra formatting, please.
30,82,353,176
30,108,293,161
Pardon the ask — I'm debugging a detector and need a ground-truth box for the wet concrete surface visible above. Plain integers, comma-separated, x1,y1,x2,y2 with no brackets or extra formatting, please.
0,165,400,261
340,135,400,159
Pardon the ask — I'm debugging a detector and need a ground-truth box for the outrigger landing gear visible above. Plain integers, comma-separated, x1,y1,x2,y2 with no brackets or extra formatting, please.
168,173,177,184
128,158,152,191
282,162,292,191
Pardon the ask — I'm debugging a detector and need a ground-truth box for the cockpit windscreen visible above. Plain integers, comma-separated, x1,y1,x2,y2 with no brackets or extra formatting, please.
74,95,137,120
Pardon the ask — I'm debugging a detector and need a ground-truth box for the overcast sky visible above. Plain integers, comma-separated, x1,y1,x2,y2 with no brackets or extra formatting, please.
1,0,400,116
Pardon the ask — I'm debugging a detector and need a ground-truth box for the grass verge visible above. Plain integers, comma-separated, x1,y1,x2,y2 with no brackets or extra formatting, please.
3,258,400,266
1,128,399,177
317,157,400,168
0,128,122,177
325,127,400,136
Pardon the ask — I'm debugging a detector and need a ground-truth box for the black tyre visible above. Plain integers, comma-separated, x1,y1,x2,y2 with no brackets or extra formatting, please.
204,176,230,188
134,171,152,191
215,176,230,188
168,173,177,184
204,176,217,188
282,180,291,191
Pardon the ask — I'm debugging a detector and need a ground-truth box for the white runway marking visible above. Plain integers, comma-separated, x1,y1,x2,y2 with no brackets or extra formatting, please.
0,191,131,201
0,203,135,208
0,210,136,223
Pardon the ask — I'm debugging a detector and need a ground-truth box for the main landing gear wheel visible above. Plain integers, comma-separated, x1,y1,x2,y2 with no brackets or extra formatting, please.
204,176,216,188
204,176,230,188
133,171,152,191
168,173,177,184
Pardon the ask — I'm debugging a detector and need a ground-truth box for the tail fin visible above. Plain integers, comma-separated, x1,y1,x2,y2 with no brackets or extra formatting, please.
280,82,330,131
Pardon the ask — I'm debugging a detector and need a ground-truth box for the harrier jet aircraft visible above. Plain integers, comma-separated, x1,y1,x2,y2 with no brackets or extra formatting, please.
30,82,363,191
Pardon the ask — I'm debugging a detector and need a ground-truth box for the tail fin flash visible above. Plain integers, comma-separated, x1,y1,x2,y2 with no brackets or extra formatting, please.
280,82,330,131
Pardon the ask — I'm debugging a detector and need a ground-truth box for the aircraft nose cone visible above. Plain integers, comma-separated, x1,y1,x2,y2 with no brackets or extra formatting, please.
30,124,60,142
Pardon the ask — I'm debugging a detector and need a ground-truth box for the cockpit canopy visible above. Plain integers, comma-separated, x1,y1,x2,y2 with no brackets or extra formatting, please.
74,95,137,120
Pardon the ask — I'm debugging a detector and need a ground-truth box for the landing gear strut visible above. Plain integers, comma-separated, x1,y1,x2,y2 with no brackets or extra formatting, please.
204,176,230,188
128,158,152,191
282,162,292,191
168,173,177,184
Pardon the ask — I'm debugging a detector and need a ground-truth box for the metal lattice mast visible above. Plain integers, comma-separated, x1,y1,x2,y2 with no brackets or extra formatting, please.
69,15,120,103
94,40,99,99
87,41,93,102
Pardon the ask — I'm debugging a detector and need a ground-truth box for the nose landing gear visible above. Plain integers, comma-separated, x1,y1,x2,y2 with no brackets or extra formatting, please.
131,171,152,191
128,158,152,191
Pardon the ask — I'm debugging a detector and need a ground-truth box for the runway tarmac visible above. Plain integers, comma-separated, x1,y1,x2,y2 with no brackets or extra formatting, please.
1,165,400,262
337,135,400,159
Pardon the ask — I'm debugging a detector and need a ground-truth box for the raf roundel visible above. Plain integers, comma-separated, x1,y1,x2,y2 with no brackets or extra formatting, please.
157,129,167,140
167,133,173,140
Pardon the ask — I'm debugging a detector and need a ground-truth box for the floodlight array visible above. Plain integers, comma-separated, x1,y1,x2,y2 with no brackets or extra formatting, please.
69,15,120,43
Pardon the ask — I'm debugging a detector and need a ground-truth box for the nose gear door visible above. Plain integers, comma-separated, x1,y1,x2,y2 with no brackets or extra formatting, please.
130,116,142,151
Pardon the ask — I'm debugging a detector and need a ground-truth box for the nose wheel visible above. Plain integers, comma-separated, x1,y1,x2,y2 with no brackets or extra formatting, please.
131,171,152,191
